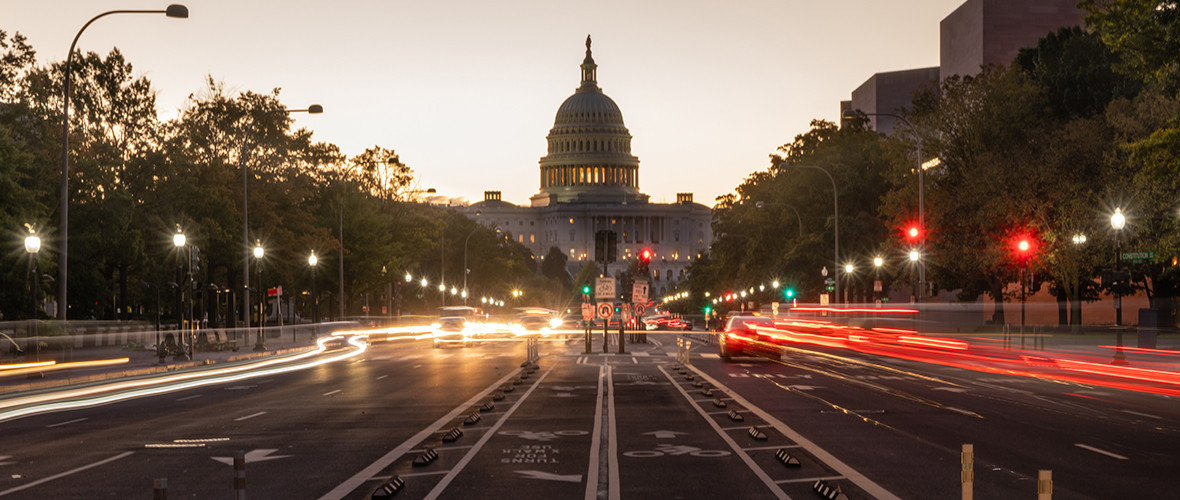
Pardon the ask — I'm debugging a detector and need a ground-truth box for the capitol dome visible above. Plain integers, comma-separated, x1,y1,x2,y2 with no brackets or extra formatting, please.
532,36,647,207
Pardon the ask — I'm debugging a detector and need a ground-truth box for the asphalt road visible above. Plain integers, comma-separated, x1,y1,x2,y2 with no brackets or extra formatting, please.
0,331,1177,499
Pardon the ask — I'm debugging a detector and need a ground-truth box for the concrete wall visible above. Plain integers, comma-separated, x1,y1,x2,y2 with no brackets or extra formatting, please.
941,0,1084,79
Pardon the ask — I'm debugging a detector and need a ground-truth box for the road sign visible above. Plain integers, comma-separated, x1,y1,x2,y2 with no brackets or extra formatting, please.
622,304,631,322
632,281,649,304
821,266,828,277
633,303,646,316
595,277,616,300
874,280,883,292
581,303,595,321
597,302,613,319
267,286,283,297
1121,251,1154,262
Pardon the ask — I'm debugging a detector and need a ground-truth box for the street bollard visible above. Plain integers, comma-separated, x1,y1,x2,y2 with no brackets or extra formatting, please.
1038,470,1052,500
961,444,973,500
153,478,167,500
234,450,246,500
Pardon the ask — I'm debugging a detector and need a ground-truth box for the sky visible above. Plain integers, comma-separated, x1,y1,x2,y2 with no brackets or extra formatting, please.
6,0,968,208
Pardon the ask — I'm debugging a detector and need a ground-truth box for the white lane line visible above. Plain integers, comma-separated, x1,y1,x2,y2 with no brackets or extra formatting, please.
607,364,620,500
46,418,87,428
0,451,133,497
699,353,720,359
424,367,555,500
234,411,266,422
1121,410,1161,419
659,365,788,500
376,375,389,380
1075,443,1128,460
745,445,800,452
690,366,901,500
320,367,524,500
322,389,343,397
776,475,845,484
176,395,202,402
586,365,605,500
398,471,451,478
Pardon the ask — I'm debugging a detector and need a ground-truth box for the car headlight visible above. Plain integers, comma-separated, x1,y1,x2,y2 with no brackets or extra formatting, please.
549,318,563,328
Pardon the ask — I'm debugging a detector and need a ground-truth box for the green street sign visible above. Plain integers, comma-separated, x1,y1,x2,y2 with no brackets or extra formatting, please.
1121,251,1155,262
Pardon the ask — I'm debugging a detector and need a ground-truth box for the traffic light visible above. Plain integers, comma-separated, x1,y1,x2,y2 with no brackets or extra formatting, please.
638,248,652,273
581,283,591,296
784,288,795,299
905,224,921,242
703,305,713,315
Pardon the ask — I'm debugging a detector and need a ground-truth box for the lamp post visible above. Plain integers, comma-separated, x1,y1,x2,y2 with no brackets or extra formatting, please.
308,253,319,327
908,249,921,304
172,230,191,360
1018,239,1031,342
873,256,884,303
24,230,41,361
1110,208,1125,326
843,263,855,303
241,104,322,338
778,164,839,303
438,211,479,307
462,228,479,304
754,201,803,237
1071,234,1086,332
58,4,189,320
843,109,927,301
253,243,265,351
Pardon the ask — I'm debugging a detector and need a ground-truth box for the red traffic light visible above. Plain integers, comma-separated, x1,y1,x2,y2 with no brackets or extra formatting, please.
906,225,921,240
639,248,653,262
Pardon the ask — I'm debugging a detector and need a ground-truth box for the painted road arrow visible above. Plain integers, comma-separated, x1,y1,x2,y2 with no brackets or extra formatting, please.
515,470,583,483
643,430,687,439
211,449,291,466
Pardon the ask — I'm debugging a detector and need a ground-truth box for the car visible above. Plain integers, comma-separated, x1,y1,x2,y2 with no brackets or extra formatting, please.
718,315,777,360
643,315,692,331
432,316,470,348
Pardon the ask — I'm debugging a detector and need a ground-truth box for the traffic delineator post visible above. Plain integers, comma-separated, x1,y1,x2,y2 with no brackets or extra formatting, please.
962,443,973,500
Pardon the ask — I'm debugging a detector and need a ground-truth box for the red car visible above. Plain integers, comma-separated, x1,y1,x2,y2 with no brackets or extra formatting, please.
718,315,777,360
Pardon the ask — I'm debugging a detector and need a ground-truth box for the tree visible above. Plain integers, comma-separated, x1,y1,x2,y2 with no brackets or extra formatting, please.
1081,0,1180,96
1015,26,1142,119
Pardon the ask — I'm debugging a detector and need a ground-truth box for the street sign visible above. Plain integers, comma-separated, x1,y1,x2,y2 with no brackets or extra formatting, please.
819,293,829,305
771,302,779,316
633,303,646,316
581,303,595,321
622,304,631,323
1121,251,1154,262
595,277,616,300
267,286,283,297
874,280,883,292
821,266,828,277
632,281,649,304
596,302,613,319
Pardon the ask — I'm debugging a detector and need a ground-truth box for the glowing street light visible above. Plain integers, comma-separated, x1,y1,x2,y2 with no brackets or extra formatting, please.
252,243,265,351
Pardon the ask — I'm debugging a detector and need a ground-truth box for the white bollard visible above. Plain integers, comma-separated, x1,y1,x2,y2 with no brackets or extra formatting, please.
1038,469,1052,500
961,444,973,500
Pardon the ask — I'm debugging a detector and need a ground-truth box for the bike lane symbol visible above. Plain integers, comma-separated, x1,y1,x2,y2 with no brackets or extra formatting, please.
623,443,731,458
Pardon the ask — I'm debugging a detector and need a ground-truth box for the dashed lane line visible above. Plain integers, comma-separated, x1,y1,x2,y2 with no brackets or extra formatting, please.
688,366,901,500
234,411,266,422
1074,443,1129,460
0,451,134,497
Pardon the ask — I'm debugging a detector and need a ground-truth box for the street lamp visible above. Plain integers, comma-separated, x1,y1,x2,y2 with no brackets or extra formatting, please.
439,211,479,306
253,243,265,351
873,256,884,302
1071,234,1086,332
172,229,191,360
241,104,323,337
1111,208,1126,327
908,249,921,304
308,253,319,326
24,229,41,361
843,109,928,301
58,4,189,320
754,201,803,237
1018,238,1031,339
778,163,839,303
463,227,479,304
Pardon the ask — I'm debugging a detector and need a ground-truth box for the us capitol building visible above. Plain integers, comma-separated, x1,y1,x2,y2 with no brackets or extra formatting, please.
465,36,712,295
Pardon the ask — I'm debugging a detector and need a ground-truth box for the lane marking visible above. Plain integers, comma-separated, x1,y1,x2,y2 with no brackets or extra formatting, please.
376,375,389,380
946,407,982,418
1074,443,1128,460
776,475,844,484
745,445,800,452
608,365,620,500
234,411,266,422
321,367,525,499
398,471,450,478
322,389,343,397
689,366,901,500
424,367,555,500
0,451,133,497
586,365,605,500
659,365,788,500
1120,410,1161,419
176,395,202,402
46,418,87,428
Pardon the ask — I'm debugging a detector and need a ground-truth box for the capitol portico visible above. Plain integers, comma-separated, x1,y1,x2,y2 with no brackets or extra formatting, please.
466,36,712,294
